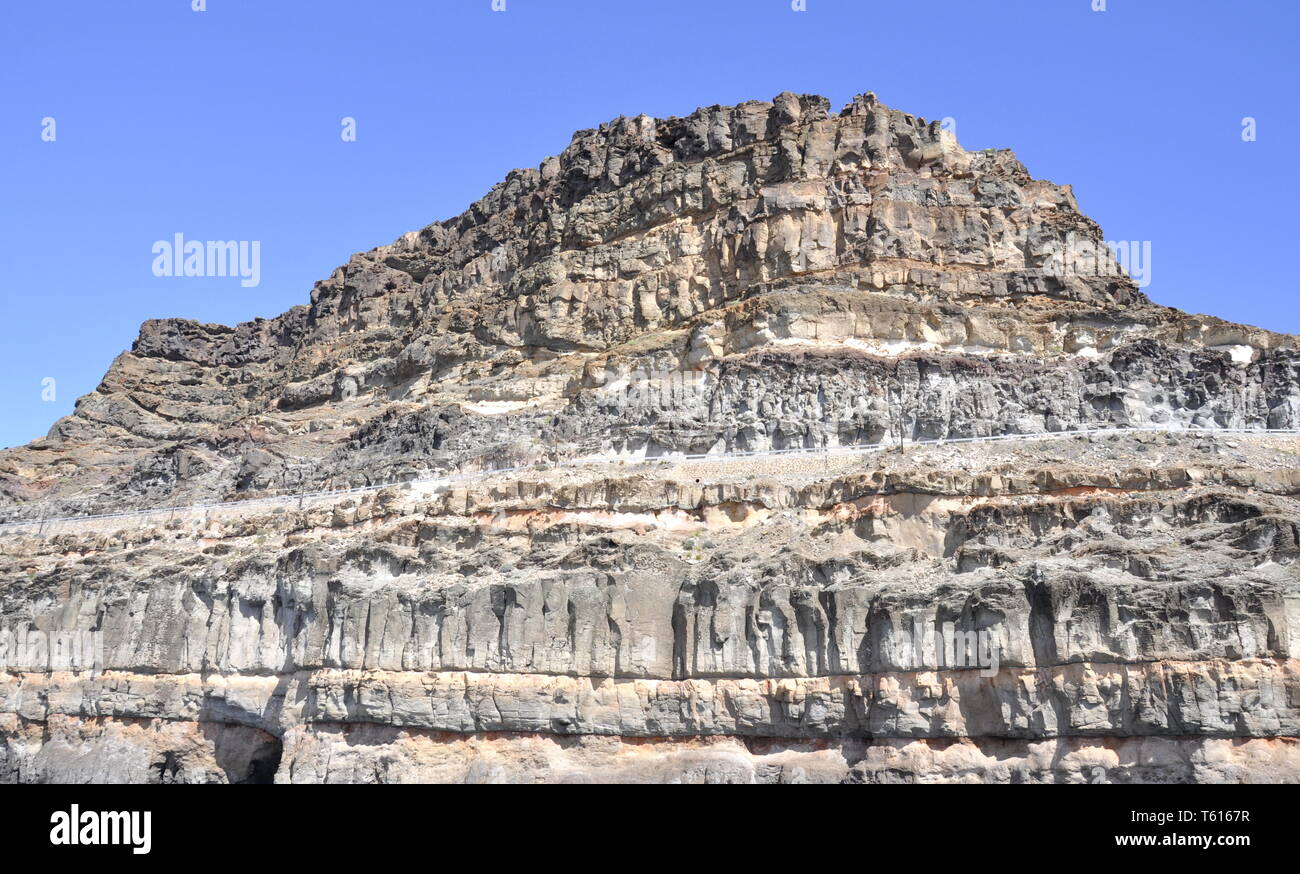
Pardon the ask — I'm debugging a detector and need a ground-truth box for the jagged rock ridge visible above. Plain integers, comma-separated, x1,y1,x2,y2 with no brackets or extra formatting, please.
1,92,1298,783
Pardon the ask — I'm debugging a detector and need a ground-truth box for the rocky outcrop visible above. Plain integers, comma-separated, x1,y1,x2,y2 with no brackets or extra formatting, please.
2,92,1298,783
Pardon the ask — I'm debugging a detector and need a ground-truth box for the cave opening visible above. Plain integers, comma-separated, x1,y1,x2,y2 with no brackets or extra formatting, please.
236,736,283,785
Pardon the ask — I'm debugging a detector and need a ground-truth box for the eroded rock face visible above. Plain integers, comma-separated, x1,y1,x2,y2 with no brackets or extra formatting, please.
1,92,1299,783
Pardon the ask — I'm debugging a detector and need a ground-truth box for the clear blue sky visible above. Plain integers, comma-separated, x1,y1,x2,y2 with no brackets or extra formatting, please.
2,0,1295,449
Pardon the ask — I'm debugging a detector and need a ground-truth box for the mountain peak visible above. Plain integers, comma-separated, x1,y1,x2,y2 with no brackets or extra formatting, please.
3,91,1288,512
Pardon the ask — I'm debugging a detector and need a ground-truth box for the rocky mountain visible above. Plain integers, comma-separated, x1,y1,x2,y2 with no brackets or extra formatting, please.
1,92,1298,783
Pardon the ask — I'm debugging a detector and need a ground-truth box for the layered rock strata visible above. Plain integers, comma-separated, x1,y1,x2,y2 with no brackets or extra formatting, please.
2,93,1298,783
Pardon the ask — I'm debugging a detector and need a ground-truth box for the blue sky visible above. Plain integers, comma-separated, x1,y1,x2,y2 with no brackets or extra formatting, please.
1,0,1296,448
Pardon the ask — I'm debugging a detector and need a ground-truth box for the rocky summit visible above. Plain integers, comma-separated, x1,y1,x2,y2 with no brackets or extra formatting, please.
2,92,1299,784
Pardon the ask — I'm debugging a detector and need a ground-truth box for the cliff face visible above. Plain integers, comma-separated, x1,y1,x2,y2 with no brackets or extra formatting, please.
2,92,1299,783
